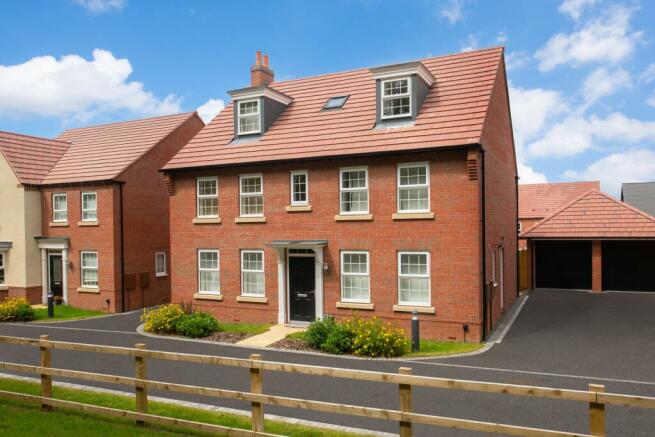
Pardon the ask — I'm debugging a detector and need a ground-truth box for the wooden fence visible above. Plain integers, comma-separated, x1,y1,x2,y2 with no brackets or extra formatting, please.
519,249,530,291
1,334,654,436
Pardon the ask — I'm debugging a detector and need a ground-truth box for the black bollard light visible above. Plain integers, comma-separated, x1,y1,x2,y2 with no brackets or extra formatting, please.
411,310,420,353
47,292,54,318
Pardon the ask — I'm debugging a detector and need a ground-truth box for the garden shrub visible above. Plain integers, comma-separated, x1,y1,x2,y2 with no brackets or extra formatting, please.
175,312,220,338
0,298,35,322
141,304,185,334
321,322,355,355
346,316,409,358
305,315,338,349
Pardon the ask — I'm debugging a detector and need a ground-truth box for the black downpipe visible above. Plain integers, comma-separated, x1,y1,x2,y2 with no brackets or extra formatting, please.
119,183,126,312
480,148,487,341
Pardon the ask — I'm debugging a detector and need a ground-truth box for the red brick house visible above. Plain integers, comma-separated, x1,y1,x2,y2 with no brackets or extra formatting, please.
163,47,518,341
32,113,203,312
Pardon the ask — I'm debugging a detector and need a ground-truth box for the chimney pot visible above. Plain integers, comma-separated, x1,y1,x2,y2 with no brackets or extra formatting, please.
263,54,269,68
255,51,262,65
250,52,274,87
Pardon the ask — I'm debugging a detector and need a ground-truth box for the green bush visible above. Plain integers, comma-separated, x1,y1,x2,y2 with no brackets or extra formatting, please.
346,316,409,358
0,298,35,322
321,323,355,355
175,312,220,338
305,315,338,349
141,304,185,334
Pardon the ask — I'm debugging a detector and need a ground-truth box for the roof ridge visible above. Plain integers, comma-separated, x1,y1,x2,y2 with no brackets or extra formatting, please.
267,46,504,88
519,180,600,188
594,189,655,222
57,112,195,136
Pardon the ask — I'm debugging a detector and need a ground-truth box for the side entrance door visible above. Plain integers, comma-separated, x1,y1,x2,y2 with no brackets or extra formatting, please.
288,256,316,322
48,252,63,299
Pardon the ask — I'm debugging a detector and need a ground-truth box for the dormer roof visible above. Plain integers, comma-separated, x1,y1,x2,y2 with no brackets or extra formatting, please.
369,60,435,86
228,85,293,106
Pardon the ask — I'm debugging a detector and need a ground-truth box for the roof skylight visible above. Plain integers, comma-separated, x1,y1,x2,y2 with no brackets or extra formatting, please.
323,95,348,110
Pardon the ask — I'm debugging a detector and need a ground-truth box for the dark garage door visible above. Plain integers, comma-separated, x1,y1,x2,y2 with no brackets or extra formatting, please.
602,241,655,291
535,241,592,289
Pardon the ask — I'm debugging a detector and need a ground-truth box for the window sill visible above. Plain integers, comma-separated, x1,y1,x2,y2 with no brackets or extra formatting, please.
286,205,312,212
77,287,100,294
236,295,268,304
193,217,221,224
50,222,69,227
334,214,373,222
193,293,223,301
78,221,99,227
336,301,374,310
0,285,8,291
392,212,435,220
235,216,266,224
393,305,435,314
155,273,168,278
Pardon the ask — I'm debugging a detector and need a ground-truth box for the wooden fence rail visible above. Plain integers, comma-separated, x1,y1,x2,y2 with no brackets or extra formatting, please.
0,334,654,436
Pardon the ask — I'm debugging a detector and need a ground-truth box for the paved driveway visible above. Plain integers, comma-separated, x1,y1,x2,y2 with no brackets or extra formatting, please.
0,289,654,436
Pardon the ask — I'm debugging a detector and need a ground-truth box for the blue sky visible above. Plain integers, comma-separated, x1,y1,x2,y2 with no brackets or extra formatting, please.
1,0,654,195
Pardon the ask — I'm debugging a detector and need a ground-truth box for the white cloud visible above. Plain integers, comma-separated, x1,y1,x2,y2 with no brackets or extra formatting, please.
528,112,655,157
440,0,465,24
558,0,597,21
460,34,478,52
518,162,548,184
496,31,508,44
505,51,530,71
638,63,655,85
0,49,180,121
582,67,631,105
197,98,225,124
648,92,655,108
535,5,642,71
564,149,655,195
73,0,125,13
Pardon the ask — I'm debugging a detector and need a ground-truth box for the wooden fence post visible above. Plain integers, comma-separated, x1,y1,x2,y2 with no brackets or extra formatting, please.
134,343,148,425
399,367,413,437
589,384,605,436
39,334,52,411
249,353,264,432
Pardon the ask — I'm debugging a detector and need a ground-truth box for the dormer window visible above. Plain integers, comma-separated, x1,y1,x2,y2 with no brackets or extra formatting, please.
381,78,411,119
238,99,261,135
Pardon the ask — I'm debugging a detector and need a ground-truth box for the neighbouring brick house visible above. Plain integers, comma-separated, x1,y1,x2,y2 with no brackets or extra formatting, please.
163,47,518,341
1,113,204,312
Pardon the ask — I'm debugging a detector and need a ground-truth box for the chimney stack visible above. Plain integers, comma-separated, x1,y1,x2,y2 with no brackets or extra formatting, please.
251,51,274,87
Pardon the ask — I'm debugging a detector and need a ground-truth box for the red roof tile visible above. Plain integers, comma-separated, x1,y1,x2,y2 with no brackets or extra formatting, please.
522,190,655,239
43,112,197,185
164,47,505,170
0,131,70,185
519,181,600,219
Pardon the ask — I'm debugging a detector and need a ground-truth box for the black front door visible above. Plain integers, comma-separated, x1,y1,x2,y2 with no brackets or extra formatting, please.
289,256,316,322
49,254,63,298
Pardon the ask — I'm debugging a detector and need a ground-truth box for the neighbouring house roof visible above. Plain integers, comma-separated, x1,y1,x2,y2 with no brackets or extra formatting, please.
621,182,655,218
519,181,601,219
0,131,70,185
42,112,198,185
522,190,655,239
164,46,506,170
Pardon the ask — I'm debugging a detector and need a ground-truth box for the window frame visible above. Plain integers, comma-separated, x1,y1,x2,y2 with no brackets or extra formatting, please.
340,250,371,303
80,251,99,289
397,162,430,213
196,176,219,218
339,166,369,215
197,249,220,295
397,251,431,307
323,95,349,110
0,253,5,285
155,252,167,277
237,99,261,135
289,170,309,206
52,193,68,223
239,173,264,217
380,77,412,120
240,250,265,297
81,192,98,222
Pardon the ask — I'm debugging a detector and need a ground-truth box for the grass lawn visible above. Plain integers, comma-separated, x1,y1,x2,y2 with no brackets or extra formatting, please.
32,305,105,322
284,332,483,358
218,321,271,335
0,377,361,437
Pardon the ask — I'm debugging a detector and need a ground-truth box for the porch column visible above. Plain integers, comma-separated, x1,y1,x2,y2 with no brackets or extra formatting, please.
592,240,602,293
62,249,69,304
275,248,286,324
40,249,48,304
315,248,324,319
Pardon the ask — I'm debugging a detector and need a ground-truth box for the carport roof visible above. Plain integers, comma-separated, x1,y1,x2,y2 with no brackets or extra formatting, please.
522,189,655,239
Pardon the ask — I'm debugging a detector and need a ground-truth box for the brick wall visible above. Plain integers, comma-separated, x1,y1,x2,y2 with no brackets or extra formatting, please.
118,115,204,310
480,57,519,333
169,149,485,341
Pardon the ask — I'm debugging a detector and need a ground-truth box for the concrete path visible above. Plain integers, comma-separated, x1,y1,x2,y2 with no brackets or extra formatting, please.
236,324,305,347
